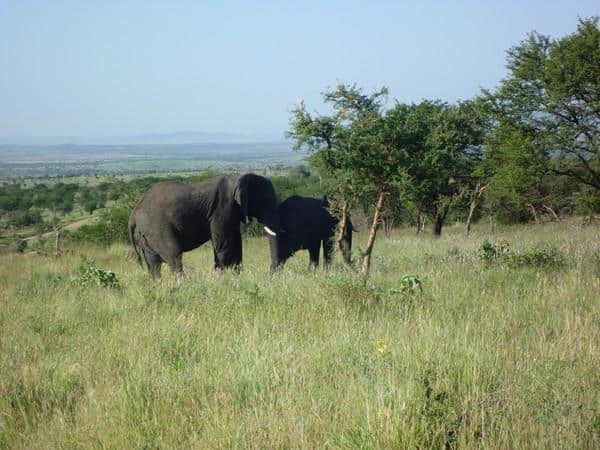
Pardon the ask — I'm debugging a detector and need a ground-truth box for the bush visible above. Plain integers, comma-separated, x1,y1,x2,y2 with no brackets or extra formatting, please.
479,240,566,269
70,205,130,246
390,275,424,296
71,258,120,288
510,245,566,269
479,240,510,263
10,209,43,227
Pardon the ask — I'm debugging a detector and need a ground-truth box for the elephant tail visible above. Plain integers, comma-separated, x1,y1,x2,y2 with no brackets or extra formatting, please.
128,217,143,266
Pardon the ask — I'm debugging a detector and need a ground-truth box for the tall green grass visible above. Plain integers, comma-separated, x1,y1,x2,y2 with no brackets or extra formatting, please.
1,220,599,448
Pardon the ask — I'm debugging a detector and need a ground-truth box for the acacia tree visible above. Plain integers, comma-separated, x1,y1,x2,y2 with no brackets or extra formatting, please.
385,100,484,236
288,85,404,274
289,85,484,272
484,17,600,192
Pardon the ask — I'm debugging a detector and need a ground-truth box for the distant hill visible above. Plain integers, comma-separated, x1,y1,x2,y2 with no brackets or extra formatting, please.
0,130,283,146
0,139,304,178
90,131,268,145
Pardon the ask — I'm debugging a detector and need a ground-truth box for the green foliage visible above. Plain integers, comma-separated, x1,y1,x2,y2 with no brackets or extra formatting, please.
288,84,392,201
10,209,43,227
479,239,511,263
479,239,566,268
385,100,484,234
16,239,28,253
71,257,120,288
510,245,567,269
70,205,130,245
269,171,322,200
480,123,579,223
392,274,424,296
483,17,600,193
289,84,485,247
574,187,600,215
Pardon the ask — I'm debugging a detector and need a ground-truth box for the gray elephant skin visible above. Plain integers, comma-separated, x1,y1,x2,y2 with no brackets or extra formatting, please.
274,195,352,269
129,173,279,277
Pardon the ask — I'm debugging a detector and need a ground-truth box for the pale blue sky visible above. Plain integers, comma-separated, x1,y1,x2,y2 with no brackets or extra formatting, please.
1,1,598,142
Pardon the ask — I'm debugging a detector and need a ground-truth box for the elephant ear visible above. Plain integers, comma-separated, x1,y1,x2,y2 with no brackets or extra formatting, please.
233,175,249,224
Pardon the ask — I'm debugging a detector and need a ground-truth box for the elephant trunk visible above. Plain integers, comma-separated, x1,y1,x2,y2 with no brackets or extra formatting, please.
268,234,281,272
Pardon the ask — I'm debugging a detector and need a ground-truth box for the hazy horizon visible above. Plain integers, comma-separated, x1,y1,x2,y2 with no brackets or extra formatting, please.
0,129,288,146
1,1,598,144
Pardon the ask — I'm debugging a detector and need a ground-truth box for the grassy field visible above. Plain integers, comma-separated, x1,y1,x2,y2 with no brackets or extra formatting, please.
1,220,599,448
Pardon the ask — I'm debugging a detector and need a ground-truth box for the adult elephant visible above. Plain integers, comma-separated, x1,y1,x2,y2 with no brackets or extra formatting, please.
129,173,279,277
273,195,352,270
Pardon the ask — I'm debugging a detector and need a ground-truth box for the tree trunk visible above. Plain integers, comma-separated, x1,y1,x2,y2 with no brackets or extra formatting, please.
526,203,539,223
416,212,425,235
465,204,476,237
466,183,486,237
361,189,388,275
433,205,449,237
54,226,61,255
336,201,354,270
384,216,394,237
542,204,560,222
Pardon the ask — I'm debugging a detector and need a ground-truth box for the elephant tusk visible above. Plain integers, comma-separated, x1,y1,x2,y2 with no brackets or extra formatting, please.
264,226,277,236
245,216,249,224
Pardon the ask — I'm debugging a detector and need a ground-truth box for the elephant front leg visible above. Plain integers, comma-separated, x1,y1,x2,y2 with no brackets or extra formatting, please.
211,229,242,271
308,243,320,269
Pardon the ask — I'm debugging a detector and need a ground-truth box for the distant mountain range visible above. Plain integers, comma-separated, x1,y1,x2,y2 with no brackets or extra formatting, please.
0,130,285,146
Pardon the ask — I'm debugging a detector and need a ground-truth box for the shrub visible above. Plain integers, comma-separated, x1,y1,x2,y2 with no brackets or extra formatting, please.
16,239,27,253
71,258,120,288
391,275,424,296
70,205,130,246
479,240,510,263
479,240,566,269
509,245,566,269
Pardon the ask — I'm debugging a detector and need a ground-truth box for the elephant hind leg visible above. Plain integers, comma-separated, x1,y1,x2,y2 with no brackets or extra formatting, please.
165,253,184,277
141,246,163,279
147,227,184,277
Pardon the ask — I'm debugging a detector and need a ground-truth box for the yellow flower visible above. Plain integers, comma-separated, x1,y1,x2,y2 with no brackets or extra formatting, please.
377,339,386,355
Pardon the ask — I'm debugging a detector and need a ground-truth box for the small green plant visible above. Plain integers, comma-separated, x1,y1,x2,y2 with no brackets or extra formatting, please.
390,275,424,297
72,258,120,288
479,240,510,263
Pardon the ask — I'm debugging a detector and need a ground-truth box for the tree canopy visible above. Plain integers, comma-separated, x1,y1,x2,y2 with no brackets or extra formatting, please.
288,85,484,273
483,17,600,191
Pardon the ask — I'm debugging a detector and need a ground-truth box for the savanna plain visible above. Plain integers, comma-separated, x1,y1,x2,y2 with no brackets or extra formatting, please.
1,220,599,449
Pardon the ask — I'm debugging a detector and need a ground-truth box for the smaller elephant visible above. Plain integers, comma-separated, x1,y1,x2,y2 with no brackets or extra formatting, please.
274,195,352,269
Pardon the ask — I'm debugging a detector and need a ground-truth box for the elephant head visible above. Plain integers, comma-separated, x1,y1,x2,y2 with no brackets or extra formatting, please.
234,173,280,235
233,173,281,269
269,194,353,270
